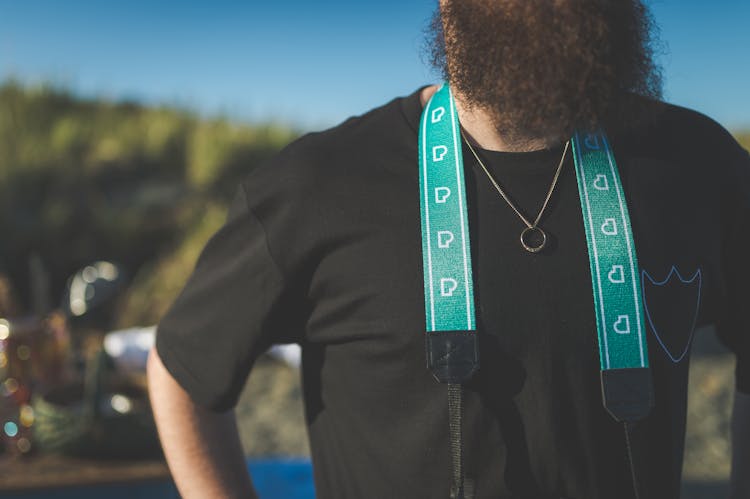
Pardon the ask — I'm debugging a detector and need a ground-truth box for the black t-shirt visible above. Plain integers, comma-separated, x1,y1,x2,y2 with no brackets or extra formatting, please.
156,88,750,499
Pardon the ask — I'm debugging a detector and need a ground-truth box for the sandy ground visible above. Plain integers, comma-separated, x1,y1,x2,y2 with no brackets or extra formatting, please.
236,326,736,498
681,326,734,498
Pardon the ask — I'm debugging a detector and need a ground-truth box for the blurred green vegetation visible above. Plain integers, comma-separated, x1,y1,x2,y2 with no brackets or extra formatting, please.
1,80,748,328
0,80,297,326
737,132,750,151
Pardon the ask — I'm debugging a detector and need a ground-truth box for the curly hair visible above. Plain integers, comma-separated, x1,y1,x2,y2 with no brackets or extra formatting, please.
426,0,664,141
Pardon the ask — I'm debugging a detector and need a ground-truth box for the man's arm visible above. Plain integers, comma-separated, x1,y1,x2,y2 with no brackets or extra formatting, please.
730,390,750,499
147,347,257,499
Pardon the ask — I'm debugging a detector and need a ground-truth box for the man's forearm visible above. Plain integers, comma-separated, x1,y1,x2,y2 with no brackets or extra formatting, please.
730,390,750,499
147,347,257,499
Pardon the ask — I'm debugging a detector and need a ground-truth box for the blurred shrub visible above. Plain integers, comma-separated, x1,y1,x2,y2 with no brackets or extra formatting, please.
116,201,228,327
188,119,291,191
737,132,749,151
0,80,297,322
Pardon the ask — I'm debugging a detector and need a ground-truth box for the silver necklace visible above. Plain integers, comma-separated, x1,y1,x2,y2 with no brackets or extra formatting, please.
461,131,570,253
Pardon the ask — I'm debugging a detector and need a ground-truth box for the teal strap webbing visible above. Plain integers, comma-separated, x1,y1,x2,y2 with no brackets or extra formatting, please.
571,131,649,371
419,85,476,333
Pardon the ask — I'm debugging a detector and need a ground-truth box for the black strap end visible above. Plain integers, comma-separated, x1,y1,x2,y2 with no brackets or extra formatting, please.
426,331,479,384
600,367,654,423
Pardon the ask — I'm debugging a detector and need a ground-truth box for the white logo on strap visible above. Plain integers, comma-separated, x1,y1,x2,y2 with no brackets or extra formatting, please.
440,278,459,297
593,174,610,191
431,107,446,124
601,218,618,236
613,315,631,335
437,231,455,249
435,187,452,204
584,134,601,150
433,145,448,162
608,265,625,284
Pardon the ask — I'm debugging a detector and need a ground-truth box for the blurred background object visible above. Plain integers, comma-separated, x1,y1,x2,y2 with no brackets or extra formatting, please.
62,261,126,330
0,313,72,457
0,80,296,326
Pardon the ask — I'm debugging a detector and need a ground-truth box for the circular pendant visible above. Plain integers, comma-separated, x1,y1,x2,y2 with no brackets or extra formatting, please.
520,226,547,253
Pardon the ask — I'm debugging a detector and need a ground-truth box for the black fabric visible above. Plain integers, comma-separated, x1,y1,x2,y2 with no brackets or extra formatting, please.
156,87,750,499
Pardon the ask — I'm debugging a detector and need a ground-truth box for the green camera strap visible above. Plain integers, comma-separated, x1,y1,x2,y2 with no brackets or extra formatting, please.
418,83,653,498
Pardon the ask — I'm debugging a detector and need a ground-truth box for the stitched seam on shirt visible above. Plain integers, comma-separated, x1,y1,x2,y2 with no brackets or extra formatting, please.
239,181,287,287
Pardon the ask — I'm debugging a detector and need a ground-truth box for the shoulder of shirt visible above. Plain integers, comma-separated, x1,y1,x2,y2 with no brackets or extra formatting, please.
239,87,423,198
627,98,750,201
628,97,747,159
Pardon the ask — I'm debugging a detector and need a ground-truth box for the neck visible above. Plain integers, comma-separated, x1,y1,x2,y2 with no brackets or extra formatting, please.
420,85,560,153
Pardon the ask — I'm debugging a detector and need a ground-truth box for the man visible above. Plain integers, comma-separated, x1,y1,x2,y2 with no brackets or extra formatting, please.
147,1,750,498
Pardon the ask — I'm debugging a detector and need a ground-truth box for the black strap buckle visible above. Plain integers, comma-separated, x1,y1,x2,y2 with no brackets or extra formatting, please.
425,331,479,385
600,367,654,422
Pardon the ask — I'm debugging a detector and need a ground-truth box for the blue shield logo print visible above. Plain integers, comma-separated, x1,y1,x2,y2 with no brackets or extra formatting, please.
641,266,702,363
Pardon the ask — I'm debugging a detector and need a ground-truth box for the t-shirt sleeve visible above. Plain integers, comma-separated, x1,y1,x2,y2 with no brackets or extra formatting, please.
715,138,750,394
155,182,299,412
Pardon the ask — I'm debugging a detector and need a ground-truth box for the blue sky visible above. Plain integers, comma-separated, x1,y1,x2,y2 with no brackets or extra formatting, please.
0,0,748,131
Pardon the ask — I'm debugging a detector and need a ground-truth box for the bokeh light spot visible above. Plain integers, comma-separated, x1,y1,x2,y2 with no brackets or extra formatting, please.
82,266,98,283
4,421,18,437
19,405,34,427
17,438,31,453
3,378,19,395
0,320,9,341
16,345,31,361
98,262,119,281
111,394,132,414
70,298,87,316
